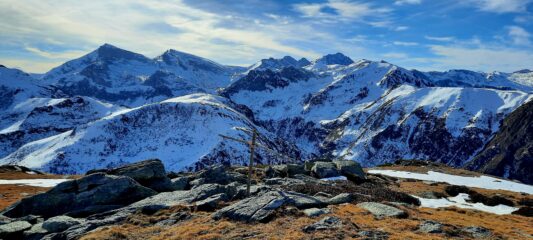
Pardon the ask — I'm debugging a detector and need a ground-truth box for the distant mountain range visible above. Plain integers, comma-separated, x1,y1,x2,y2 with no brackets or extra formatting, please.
0,44,532,183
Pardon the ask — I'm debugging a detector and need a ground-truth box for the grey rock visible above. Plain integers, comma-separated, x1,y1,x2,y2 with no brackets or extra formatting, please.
213,190,324,222
129,183,232,209
463,226,492,238
213,191,287,222
358,230,389,240
171,176,189,190
284,191,325,209
302,216,342,232
357,202,407,218
190,178,206,187
327,193,354,205
333,160,365,179
106,159,174,192
0,221,32,239
195,193,228,211
194,165,247,185
311,162,339,178
303,208,330,217
287,164,306,176
2,173,157,218
418,220,443,233
42,215,82,233
23,223,48,240
264,178,305,186
233,184,271,199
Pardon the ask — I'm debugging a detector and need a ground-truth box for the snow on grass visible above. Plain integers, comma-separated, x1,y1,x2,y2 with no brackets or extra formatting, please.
415,193,518,215
320,176,347,181
368,169,533,194
0,178,69,187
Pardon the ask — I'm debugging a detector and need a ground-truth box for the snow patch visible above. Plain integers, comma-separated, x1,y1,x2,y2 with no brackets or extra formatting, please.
415,193,518,215
0,178,69,187
368,169,533,194
320,176,347,181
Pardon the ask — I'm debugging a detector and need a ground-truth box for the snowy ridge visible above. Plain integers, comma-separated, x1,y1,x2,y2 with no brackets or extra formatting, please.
1,46,533,177
0,93,300,174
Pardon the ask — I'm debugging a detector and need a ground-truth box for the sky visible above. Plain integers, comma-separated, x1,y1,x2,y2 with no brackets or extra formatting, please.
0,0,532,73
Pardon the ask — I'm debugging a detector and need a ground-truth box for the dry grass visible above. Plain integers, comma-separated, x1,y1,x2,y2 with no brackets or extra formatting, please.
0,184,49,210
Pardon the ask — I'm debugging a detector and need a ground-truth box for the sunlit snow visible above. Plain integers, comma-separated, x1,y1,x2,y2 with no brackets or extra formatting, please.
415,193,518,215
368,169,533,194
0,178,69,187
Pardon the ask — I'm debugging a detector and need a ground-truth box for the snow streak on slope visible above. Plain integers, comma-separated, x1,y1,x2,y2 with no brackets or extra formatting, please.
0,94,300,174
415,193,518,215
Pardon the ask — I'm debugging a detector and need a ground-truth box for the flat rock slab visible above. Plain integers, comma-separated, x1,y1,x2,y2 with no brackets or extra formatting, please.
303,208,330,217
357,202,407,218
302,216,342,232
213,190,325,222
42,215,83,233
0,220,32,239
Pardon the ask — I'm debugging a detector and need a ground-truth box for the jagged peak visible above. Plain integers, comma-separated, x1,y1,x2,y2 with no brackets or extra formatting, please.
0,64,6,68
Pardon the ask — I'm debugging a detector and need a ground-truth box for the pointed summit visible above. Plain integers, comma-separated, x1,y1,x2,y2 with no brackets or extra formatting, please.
94,43,150,62
314,53,354,66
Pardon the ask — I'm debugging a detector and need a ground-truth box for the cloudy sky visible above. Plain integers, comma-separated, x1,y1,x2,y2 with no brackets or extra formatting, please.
1,0,532,73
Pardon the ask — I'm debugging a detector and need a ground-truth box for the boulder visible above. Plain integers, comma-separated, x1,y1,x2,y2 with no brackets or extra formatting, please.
418,220,443,233
194,165,247,185
333,160,365,179
213,191,287,222
357,230,389,239
0,220,32,239
195,193,228,211
2,173,157,218
303,208,330,217
302,216,342,232
311,162,339,178
42,215,82,233
170,176,190,190
23,223,48,240
213,190,324,222
462,226,492,238
107,159,174,192
444,185,470,196
129,183,233,209
327,193,354,205
357,202,407,218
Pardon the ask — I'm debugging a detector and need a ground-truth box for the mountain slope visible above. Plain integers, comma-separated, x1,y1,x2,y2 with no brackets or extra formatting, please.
0,94,300,174
41,44,244,107
467,99,533,184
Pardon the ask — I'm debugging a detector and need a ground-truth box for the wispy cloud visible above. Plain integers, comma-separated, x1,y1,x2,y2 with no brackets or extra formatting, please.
393,41,418,46
425,35,455,42
507,26,531,46
394,0,422,6
465,0,533,13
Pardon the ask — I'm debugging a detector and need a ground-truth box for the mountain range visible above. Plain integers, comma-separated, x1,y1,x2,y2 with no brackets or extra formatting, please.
0,44,532,183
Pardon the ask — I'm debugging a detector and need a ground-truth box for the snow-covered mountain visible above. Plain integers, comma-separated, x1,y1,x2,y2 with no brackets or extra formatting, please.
40,44,244,107
1,47,532,177
0,94,300,174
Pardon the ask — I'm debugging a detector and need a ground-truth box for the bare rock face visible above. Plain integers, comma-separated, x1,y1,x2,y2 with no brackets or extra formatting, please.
89,159,175,192
311,162,340,178
1,173,157,218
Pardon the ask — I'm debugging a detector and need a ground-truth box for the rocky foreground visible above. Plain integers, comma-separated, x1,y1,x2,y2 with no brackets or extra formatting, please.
0,159,531,240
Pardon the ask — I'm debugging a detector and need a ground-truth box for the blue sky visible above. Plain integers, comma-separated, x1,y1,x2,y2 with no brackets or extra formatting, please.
0,0,532,73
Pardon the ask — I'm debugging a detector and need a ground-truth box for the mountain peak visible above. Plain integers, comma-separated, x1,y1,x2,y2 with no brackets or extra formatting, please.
314,52,354,66
0,64,5,68
93,43,149,62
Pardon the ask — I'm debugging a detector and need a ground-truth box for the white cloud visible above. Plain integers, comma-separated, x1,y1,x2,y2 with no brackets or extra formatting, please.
0,0,327,72
394,0,422,5
393,41,418,46
425,35,455,42
466,0,533,13
507,26,531,45
428,44,533,72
